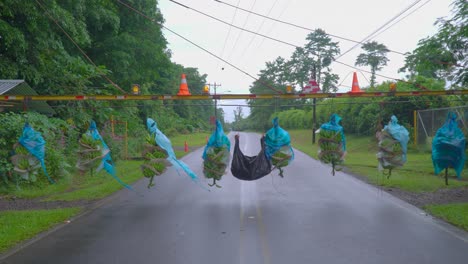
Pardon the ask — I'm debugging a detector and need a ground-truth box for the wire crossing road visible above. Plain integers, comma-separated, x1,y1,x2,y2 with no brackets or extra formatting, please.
2,132,468,264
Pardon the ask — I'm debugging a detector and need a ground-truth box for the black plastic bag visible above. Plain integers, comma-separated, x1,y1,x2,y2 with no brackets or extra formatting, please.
230,135,272,181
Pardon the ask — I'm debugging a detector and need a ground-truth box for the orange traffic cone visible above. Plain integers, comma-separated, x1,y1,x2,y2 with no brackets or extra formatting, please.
350,72,362,93
184,141,188,152
177,74,191,95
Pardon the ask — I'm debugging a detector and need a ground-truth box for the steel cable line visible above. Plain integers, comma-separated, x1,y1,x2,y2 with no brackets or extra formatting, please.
117,0,283,94
368,0,433,42
255,0,290,50
224,0,257,62
168,0,431,90
217,0,241,69
35,98,464,110
334,0,423,60
214,0,406,56
35,0,127,94
167,0,414,86
236,0,280,61
169,0,297,48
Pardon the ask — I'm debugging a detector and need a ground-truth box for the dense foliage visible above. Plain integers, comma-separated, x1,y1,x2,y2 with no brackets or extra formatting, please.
0,0,215,129
0,112,78,187
0,0,216,189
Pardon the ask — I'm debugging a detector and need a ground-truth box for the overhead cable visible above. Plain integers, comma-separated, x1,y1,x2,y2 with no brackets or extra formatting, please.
213,0,406,55
118,0,283,94
334,0,423,60
167,0,421,87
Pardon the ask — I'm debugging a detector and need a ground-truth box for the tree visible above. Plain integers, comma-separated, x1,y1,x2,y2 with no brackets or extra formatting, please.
290,29,340,93
400,0,467,86
232,106,244,131
355,41,389,88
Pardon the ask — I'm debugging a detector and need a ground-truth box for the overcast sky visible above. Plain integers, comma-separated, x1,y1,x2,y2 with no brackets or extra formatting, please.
158,0,453,121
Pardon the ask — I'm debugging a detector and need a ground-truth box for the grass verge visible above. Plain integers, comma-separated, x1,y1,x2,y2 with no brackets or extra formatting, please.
171,132,211,148
425,203,468,231
290,130,468,193
44,160,143,201
0,207,81,253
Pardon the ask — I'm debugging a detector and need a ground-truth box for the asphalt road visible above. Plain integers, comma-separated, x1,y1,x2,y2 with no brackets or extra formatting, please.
2,132,468,264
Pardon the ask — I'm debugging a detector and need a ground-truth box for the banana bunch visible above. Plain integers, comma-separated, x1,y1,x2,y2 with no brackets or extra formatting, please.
271,147,293,177
77,133,103,173
318,129,344,175
11,144,41,181
377,130,405,175
203,146,230,187
141,133,168,188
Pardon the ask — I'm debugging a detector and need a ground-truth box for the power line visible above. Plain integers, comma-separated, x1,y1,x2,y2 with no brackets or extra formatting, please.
255,0,290,50
225,0,258,62
236,0,280,61
35,0,127,94
117,0,283,94
369,0,433,41
167,0,424,88
334,0,423,60
217,0,241,69
213,0,406,56
169,0,297,48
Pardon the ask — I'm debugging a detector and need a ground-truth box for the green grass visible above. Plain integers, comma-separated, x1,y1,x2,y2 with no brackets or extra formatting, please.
1,179,72,199
290,130,468,192
0,208,81,253
289,130,319,159
170,132,211,148
44,161,143,201
425,203,468,231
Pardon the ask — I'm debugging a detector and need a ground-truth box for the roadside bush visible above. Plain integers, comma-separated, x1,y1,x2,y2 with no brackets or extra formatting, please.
0,112,78,187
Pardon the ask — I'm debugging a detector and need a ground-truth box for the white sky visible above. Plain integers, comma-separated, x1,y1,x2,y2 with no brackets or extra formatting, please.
158,0,453,121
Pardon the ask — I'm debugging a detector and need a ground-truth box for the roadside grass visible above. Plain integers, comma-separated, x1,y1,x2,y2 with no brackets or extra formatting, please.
424,203,468,231
44,160,142,201
0,208,81,253
288,130,319,159
171,132,210,158
290,130,468,192
1,179,72,200
170,132,211,148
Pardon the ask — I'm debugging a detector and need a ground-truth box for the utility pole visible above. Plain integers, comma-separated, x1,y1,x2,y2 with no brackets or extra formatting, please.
207,82,222,121
312,66,317,144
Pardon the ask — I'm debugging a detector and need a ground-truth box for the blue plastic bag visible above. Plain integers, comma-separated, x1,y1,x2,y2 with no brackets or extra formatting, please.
320,114,346,151
147,118,199,183
383,115,409,162
265,117,294,164
18,123,54,183
432,112,466,179
88,121,132,190
203,120,231,159
202,120,231,187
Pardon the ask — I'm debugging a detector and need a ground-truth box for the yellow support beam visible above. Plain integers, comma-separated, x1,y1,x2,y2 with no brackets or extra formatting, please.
1,90,467,101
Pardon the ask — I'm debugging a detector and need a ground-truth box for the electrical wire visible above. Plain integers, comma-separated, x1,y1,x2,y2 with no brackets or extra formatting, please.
255,0,290,50
29,98,464,110
217,0,241,69
213,0,406,56
369,0,433,41
225,0,257,62
167,0,427,89
169,0,296,48
34,0,127,94
117,0,283,94
236,0,280,61
334,0,423,60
